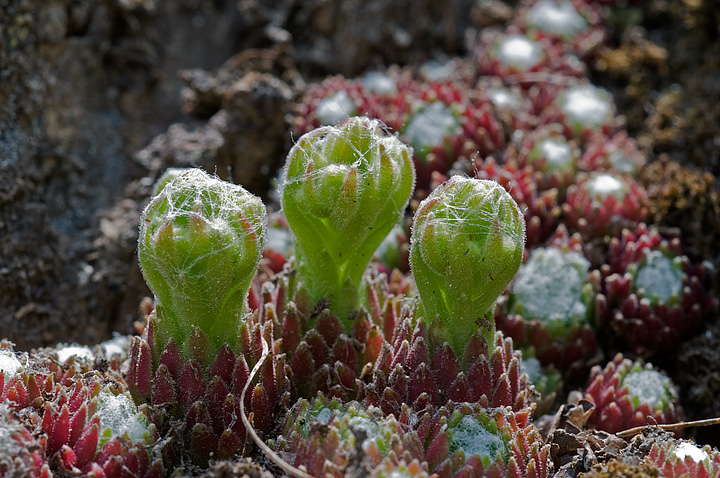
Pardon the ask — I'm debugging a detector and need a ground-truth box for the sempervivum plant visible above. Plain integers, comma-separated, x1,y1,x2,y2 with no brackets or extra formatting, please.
578,131,646,175
600,224,716,357
137,168,267,363
562,171,648,237
292,68,415,134
504,124,581,193
1,342,162,478
497,232,603,383
130,169,290,467
583,354,681,435
513,0,607,57
360,318,535,417
474,30,585,83
410,176,526,356
270,394,426,477
401,94,506,197
0,402,50,478
357,175,531,417
644,435,720,478
281,116,415,325
542,83,619,142
419,403,552,478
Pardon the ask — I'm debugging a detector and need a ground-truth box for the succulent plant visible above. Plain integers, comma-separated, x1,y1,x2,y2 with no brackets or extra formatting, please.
292,69,415,135
281,116,415,324
579,131,646,175
361,317,535,417
127,308,290,467
0,402,51,478
131,170,294,468
600,224,716,356
410,175,526,356
138,168,267,362
645,435,720,478
273,265,413,402
551,84,617,141
270,394,425,477
584,354,681,435
519,356,563,416
563,171,647,237
0,339,164,478
514,0,606,57
419,403,552,478
505,124,581,194
498,240,602,382
475,29,585,83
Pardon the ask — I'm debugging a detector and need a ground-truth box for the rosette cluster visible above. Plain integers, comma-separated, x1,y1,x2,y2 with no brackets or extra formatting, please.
0,342,161,478
583,354,681,434
600,224,716,357
360,319,535,417
270,395,426,477
419,403,551,478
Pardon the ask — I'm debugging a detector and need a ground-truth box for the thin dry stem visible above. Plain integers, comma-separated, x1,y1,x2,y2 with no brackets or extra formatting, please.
616,417,720,438
241,336,315,478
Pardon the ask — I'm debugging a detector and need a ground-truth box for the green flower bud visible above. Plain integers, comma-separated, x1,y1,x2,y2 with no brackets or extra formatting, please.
138,169,266,358
410,176,525,355
281,117,415,324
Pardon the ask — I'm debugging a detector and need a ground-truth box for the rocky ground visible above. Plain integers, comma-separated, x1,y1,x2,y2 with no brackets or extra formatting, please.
1,0,720,472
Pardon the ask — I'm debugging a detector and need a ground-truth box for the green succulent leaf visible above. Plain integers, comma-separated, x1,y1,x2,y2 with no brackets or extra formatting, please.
138,169,266,359
410,176,525,355
281,117,415,325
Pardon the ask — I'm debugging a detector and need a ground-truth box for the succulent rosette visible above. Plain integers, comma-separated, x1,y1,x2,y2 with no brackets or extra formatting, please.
360,317,535,417
497,240,602,383
410,176,526,356
600,224,716,356
505,124,581,192
519,356,563,416
128,308,290,467
42,384,161,477
583,354,681,435
292,68,416,134
270,394,426,477
542,83,619,142
282,267,415,402
1,405,51,478
477,80,538,135
281,116,415,324
400,86,505,195
419,403,552,478
514,0,607,58
579,131,646,175
562,171,648,237
1,341,163,478
475,29,585,84
644,435,720,478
